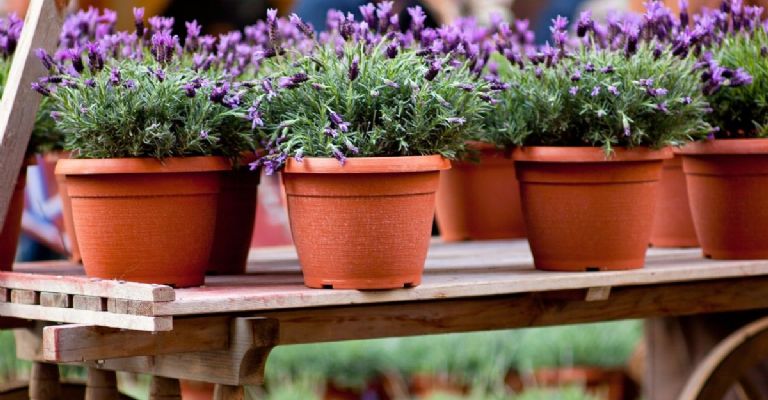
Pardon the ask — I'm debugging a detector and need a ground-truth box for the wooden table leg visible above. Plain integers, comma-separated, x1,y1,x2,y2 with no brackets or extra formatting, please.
149,376,181,400
213,384,244,400
85,368,118,400
29,362,60,400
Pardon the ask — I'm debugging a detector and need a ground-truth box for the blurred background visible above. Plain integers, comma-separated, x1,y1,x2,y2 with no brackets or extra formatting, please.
0,0,763,399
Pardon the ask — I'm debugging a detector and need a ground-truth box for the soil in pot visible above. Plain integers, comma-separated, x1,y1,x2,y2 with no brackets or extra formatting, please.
681,139,768,259
649,154,699,248
56,157,229,287
514,147,671,271
282,155,449,289
0,165,26,271
207,161,260,275
436,143,525,241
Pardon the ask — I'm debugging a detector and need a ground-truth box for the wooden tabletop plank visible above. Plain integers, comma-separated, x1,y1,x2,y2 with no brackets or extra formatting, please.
155,241,768,316
0,302,171,331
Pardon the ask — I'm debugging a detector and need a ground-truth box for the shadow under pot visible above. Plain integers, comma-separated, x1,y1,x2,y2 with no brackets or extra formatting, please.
55,157,230,288
513,146,672,272
435,142,525,242
282,155,450,289
680,138,768,259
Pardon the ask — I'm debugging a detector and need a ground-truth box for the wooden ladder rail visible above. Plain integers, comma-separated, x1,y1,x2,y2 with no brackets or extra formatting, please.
0,0,66,227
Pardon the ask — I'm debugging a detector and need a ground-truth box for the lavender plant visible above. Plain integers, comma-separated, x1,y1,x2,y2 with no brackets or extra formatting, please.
34,9,256,159
697,3,768,137
487,10,712,151
249,5,494,174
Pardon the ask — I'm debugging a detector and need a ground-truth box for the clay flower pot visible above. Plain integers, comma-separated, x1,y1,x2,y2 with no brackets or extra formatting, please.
649,154,699,248
0,165,26,271
55,157,230,287
680,139,768,259
282,155,450,289
435,142,525,241
45,152,82,263
513,147,672,271
207,157,260,275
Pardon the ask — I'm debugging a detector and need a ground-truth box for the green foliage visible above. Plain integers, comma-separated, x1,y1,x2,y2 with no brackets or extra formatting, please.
490,45,711,151
257,40,492,163
48,60,255,159
0,59,63,154
708,27,768,137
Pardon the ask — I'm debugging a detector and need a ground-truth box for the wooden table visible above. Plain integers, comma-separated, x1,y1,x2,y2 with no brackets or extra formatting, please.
5,239,768,399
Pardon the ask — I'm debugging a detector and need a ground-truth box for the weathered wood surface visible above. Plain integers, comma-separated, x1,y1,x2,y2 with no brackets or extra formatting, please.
42,317,230,362
0,302,171,331
0,0,66,227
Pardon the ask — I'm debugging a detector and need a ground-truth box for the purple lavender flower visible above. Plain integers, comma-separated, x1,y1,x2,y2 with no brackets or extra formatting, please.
608,85,619,95
150,31,178,64
200,130,209,139
656,101,669,113
360,3,376,27
730,68,753,86
576,11,594,38
569,86,579,96
682,96,693,104
345,140,360,154
377,1,394,32
425,59,441,81
384,79,399,88
446,117,466,125
680,0,690,26
324,127,338,137
332,147,347,165
600,65,614,74
109,67,121,86
185,20,201,51
133,7,144,37
479,93,498,104
50,111,61,121
85,78,95,88
209,82,230,104
262,78,276,99
329,111,351,132
290,13,314,39
85,42,104,72
266,9,278,44
123,79,137,90
623,22,639,57
386,42,399,58
571,69,582,82
584,63,595,73
183,82,197,97
294,149,304,163
648,87,668,96
278,73,309,89
624,125,631,136
408,7,426,39
349,56,360,81
248,103,264,129
535,67,543,78
31,82,50,96
35,48,55,71
152,68,166,81
551,16,569,48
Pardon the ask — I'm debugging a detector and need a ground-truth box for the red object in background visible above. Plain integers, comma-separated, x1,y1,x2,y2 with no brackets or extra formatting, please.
250,172,293,248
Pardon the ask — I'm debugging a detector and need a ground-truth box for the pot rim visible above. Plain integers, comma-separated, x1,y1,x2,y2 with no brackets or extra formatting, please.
512,146,673,162
678,138,768,155
284,155,450,174
55,156,231,176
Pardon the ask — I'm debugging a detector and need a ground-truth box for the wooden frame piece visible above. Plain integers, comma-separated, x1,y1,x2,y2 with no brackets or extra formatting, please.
42,317,231,362
0,0,67,226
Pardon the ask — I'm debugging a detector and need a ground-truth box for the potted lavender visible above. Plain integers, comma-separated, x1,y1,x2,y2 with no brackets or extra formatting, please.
678,2,768,259
496,12,710,271
36,10,256,287
249,4,493,289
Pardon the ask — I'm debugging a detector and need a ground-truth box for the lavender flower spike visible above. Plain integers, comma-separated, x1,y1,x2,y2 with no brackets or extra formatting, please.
133,7,145,37
425,59,441,81
349,56,360,81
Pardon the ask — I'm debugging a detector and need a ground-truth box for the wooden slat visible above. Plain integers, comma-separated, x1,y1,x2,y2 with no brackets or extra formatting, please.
107,299,153,316
0,272,173,302
39,292,71,308
42,317,230,362
0,287,9,302
0,302,171,331
10,289,38,305
0,0,65,227
72,295,106,311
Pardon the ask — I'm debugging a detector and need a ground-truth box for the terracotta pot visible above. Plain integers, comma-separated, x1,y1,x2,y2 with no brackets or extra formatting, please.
649,154,699,248
435,142,525,241
46,152,82,263
55,157,229,287
0,166,26,271
680,139,768,259
283,155,450,289
179,380,215,400
207,160,260,275
513,147,672,271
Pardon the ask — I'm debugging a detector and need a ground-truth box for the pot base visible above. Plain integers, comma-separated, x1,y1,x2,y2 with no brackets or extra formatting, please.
304,275,422,290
